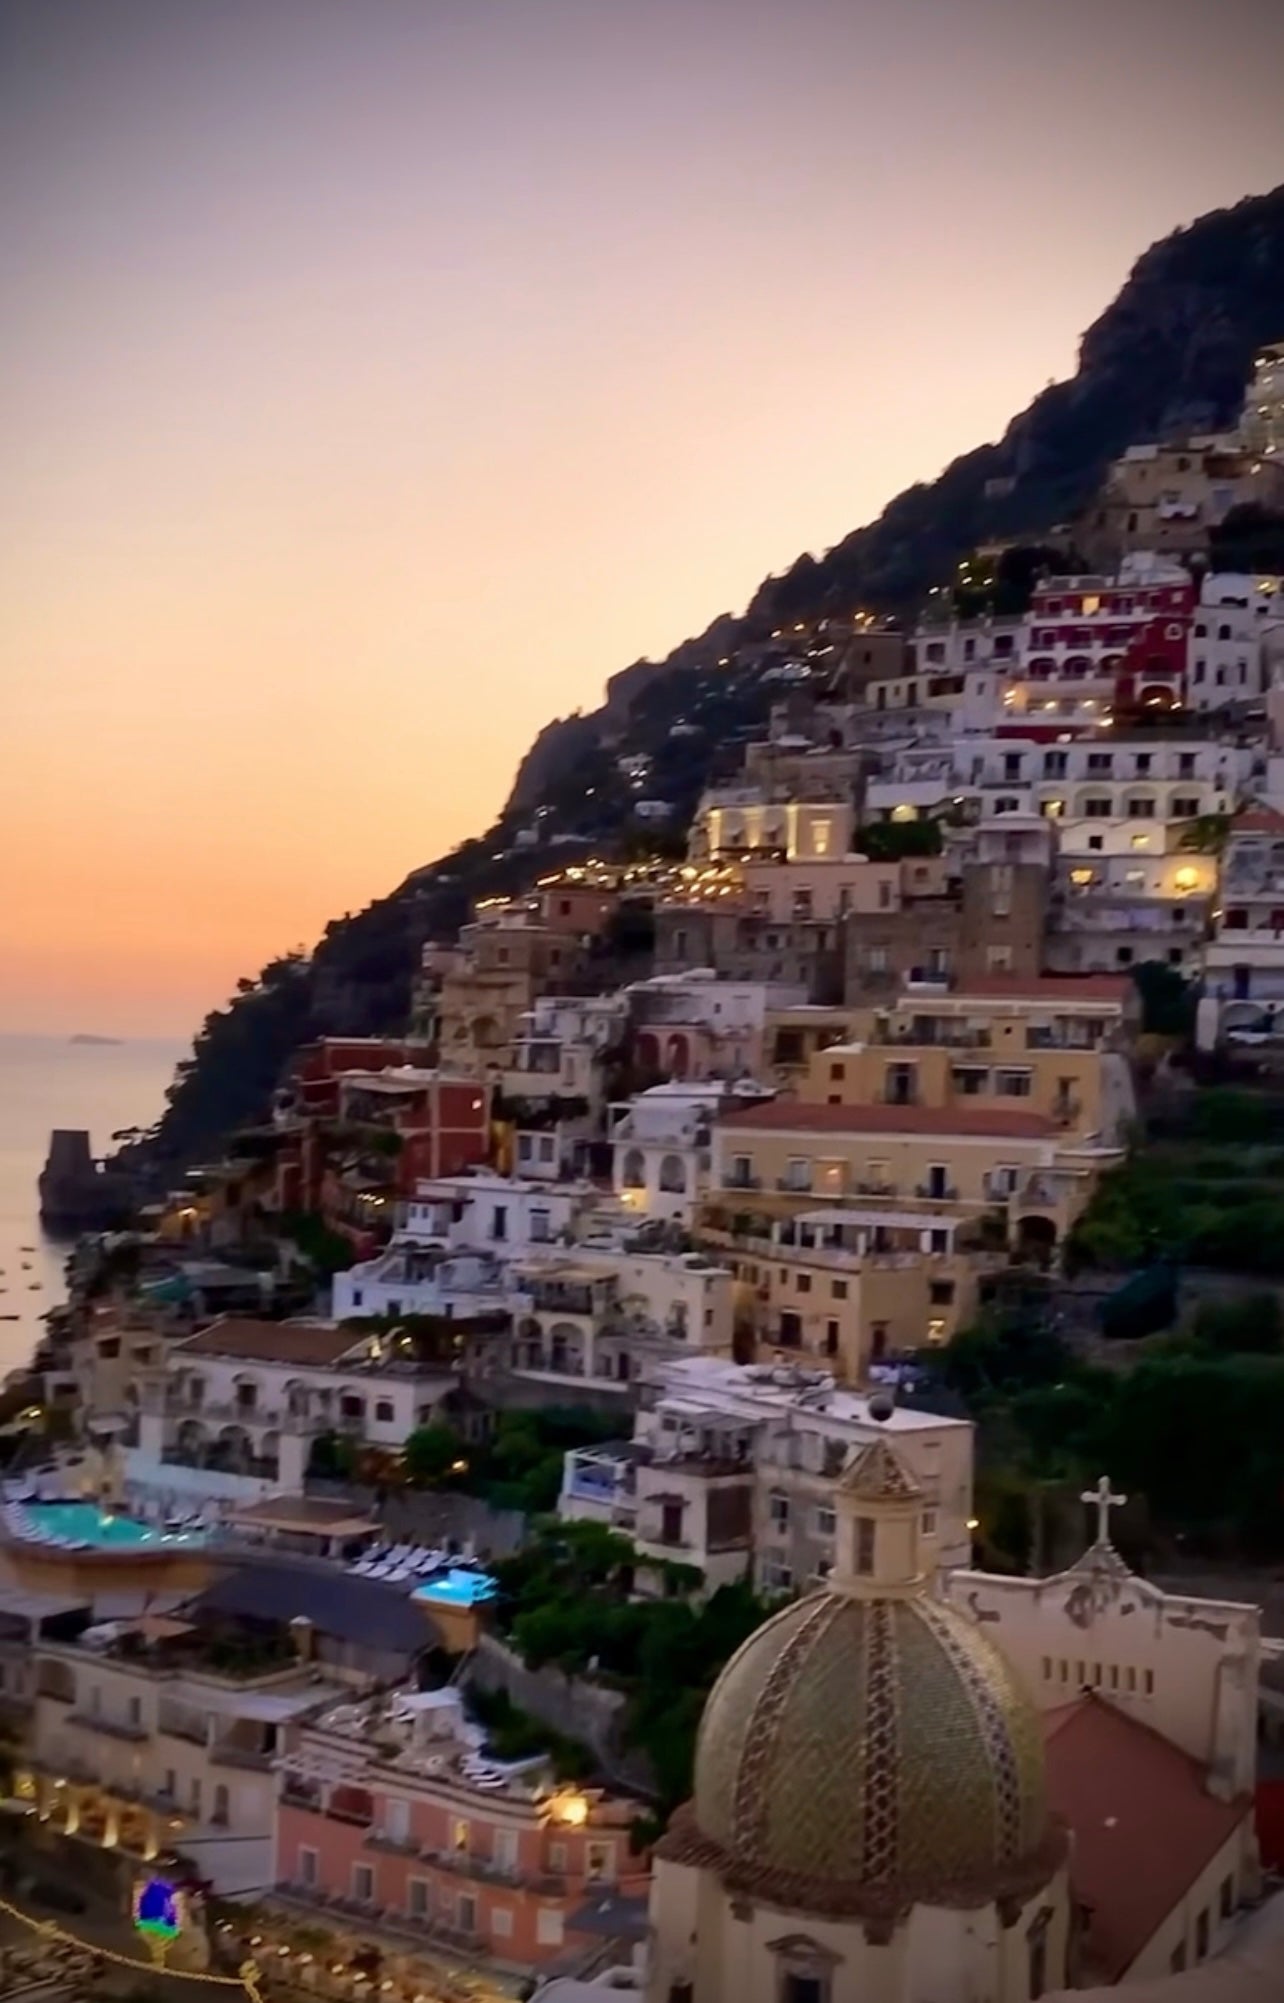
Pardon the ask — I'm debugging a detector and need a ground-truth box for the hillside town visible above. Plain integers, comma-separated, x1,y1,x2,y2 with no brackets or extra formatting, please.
6,343,1284,2001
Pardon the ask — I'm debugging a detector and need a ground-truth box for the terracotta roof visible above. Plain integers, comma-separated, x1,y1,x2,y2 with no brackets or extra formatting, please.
175,1318,362,1369
719,1101,1055,1140
943,975,1132,1004
1042,1695,1249,1981
1233,808,1284,834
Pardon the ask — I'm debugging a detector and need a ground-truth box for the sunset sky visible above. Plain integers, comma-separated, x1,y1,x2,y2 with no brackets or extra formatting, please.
3,0,1283,1037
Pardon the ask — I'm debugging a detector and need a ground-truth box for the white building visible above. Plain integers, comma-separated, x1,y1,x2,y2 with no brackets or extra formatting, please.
1198,805,1284,1045
27,1619,345,1895
1047,849,1217,975
132,1318,458,1504
610,1081,770,1223
1189,572,1284,710
561,1354,974,1591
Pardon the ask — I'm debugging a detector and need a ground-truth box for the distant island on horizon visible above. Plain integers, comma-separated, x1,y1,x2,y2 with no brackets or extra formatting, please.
68,1034,124,1047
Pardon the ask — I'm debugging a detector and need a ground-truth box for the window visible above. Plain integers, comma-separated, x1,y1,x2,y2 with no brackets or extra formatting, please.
923,1508,937,1535
491,1205,507,1242
1196,1909,1209,1961
549,1841,568,1873
996,1070,1033,1096
586,1840,615,1881
829,1061,844,1083
537,1909,565,1947
1172,796,1200,818
1087,753,1113,774
1171,1943,1187,1973
353,1863,374,1904
531,1209,551,1242
212,1783,229,1825
1126,797,1156,818
451,1816,469,1853
1220,1874,1234,1920
375,1399,394,1424
783,1157,812,1192
782,1978,825,2003
929,1280,955,1306
492,1908,514,1939
831,1278,848,1300
1084,797,1112,817
768,1491,790,1532
128,1695,142,1726
816,1505,836,1537
298,1846,318,1888
824,1320,839,1357
854,1516,876,1574
795,1273,812,1295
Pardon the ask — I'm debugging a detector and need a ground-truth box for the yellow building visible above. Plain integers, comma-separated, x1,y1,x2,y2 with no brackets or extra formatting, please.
703,1000,1133,1377
807,975,1139,1153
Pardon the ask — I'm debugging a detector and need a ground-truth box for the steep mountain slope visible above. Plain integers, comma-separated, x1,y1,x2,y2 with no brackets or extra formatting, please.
131,182,1284,1175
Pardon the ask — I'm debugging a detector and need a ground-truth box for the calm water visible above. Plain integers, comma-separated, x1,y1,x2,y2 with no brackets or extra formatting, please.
0,1035,185,1378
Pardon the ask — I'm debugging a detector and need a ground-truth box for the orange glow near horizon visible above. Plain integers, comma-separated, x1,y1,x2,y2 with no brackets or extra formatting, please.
3,0,1284,1037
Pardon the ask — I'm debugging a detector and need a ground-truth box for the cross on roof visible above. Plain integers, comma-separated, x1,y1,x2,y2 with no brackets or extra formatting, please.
1081,1475,1127,1546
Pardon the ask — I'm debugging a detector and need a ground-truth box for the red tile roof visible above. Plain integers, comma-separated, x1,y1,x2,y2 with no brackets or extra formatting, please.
1043,1695,1249,1981
943,975,1133,1004
1233,807,1284,834
718,1100,1055,1140
176,1318,362,1369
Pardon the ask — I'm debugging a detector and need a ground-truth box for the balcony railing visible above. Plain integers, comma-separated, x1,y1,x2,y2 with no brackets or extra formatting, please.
725,1173,763,1191
210,1742,274,1772
914,1183,958,1201
68,1711,149,1742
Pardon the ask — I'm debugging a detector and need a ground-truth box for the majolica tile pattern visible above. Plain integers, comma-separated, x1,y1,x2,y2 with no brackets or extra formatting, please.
681,1586,1056,1922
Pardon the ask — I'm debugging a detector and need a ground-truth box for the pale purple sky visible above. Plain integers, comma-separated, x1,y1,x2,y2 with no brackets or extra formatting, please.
3,0,1283,1032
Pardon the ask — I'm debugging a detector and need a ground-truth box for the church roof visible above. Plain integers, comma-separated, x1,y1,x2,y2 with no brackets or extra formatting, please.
667,1584,1060,1923
1043,1695,1250,1982
836,1438,923,1503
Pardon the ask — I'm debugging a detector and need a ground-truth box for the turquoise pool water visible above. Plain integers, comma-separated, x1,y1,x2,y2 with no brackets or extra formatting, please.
22,1502,203,1548
412,1568,498,1608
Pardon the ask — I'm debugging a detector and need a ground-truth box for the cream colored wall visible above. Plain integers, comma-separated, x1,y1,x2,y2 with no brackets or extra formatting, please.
715,1127,1047,1209
648,1856,1071,2003
1128,1823,1253,1979
742,859,900,921
941,1568,1260,1797
813,1013,1133,1150
752,1249,979,1378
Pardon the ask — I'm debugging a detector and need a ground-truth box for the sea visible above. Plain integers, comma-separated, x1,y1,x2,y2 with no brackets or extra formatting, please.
0,1034,186,1380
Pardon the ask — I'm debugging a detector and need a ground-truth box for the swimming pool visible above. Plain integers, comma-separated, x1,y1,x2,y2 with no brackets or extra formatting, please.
411,1567,498,1609
19,1502,204,1550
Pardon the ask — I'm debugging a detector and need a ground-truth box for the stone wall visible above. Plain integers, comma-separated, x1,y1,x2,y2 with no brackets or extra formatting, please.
465,1632,656,1798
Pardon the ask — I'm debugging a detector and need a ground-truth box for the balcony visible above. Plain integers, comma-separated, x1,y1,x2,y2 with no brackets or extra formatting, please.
914,1183,958,1202
873,1024,991,1049
776,1176,814,1194
210,1742,274,1772
724,1172,763,1192
68,1711,149,1742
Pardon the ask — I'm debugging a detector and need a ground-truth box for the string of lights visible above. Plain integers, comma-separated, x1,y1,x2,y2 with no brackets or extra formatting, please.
0,1894,264,2002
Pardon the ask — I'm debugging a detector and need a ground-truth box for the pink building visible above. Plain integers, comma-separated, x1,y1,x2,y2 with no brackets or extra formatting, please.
275,1687,649,1973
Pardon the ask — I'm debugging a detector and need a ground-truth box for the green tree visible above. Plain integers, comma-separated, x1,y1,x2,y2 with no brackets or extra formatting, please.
402,1424,466,1486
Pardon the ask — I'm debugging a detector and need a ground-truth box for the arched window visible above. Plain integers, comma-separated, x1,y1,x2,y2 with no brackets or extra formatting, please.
621,1149,646,1190
658,1153,687,1194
